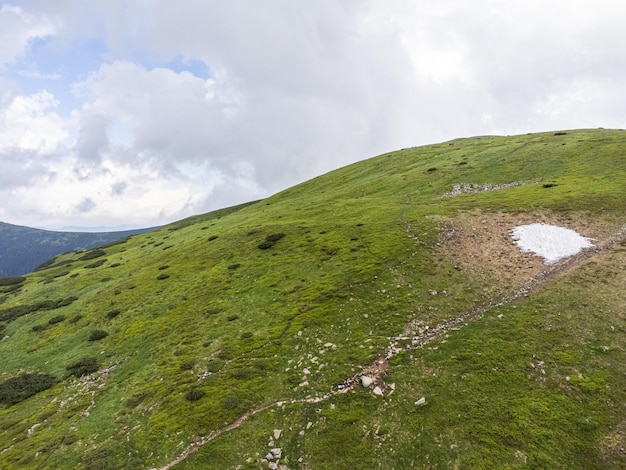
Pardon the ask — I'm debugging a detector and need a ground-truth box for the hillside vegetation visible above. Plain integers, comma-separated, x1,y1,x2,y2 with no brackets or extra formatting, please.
0,129,625,469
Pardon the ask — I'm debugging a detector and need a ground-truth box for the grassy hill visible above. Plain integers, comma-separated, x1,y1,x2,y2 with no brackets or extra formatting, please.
0,129,625,469
0,223,155,277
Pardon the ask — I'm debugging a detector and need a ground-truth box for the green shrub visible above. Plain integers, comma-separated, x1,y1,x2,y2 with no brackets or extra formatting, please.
240,331,253,339
258,233,286,250
107,310,120,319
0,373,56,405
88,330,108,341
0,284,23,293
124,392,148,408
0,297,77,322
180,360,195,371
66,357,98,377
79,249,106,261
227,263,241,270
158,265,169,270
221,394,239,409
48,315,65,325
157,273,170,280
227,314,239,321
84,259,107,269
68,314,83,324
208,235,218,241
0,277,26,286
31,324,48,332
35,257,56,271
185,388,205,401
266,233,285,242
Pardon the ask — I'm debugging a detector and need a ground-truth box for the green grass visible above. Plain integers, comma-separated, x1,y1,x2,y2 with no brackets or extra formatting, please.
0,129,624,468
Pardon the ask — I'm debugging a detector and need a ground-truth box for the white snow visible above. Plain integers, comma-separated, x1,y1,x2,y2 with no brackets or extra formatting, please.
511,223,594,264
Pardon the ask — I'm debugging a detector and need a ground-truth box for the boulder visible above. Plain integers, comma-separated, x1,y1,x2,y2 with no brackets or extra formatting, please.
360,375,374,387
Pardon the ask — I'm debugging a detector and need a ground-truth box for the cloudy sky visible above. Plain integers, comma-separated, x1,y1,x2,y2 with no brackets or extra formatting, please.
1,1,626,230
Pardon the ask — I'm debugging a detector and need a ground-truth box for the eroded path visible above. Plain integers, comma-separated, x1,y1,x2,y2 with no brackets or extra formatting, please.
153,223,626,470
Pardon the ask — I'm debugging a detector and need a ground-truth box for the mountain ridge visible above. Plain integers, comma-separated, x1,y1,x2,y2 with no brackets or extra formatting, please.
0,221,156,277
0,128,625,469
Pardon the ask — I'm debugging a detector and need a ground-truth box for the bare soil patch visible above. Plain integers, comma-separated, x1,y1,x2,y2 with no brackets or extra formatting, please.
436,210,619,294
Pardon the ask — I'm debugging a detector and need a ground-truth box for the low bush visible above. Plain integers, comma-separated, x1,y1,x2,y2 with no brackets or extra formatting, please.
0,373,56,405
185,388,205,401
79,249,106,261
68,314,83,324
158,265,169,270
266,233,285,243
258,232,286,250
84,259,107,269
208,235,218,241
31,324,48,332
221,393,239,409
0,284,23,294
88,330,108,341
0,277,26,286
157,273,170,280
35,257,56,271
48,315,65,325
0,296,78,323
227,314,239,321
66,357,98,377
107,310,120,319
227,263,240,270
180,360,195,371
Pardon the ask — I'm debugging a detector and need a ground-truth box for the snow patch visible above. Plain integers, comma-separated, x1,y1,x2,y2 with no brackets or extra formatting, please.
511,223,594,264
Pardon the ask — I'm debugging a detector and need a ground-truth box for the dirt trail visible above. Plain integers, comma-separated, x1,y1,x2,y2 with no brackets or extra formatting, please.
152,222,626,470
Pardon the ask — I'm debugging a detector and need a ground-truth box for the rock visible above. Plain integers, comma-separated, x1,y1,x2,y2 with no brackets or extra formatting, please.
273,429,282,439
265,452,275,461
360,376,374,387
415,397,426,405
303,367,310,375
373,386,383,396
268,462,278,470
270,448,282,459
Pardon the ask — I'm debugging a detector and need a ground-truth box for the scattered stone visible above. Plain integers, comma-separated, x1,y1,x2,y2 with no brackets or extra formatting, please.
273,429,282,439
303,368,310,375
415,397,426,405
361,376,374,387
270,448,282,459
373,386,383,396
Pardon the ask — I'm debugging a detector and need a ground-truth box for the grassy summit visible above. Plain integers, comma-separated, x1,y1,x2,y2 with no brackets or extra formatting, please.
0,129,625,469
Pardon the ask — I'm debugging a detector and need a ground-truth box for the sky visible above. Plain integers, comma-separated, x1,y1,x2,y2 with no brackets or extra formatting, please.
1,1,626,230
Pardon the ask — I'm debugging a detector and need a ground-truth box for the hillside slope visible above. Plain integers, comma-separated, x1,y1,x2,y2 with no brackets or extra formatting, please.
0,223,155,277
0,129,625,469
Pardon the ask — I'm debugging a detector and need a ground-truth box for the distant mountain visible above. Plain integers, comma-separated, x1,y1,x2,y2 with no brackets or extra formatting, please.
0,222,155,276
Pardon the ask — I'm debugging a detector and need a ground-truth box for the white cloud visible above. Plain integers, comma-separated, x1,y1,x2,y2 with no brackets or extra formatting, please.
0,4,55,67
2,0,626,229
0,90,68,153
